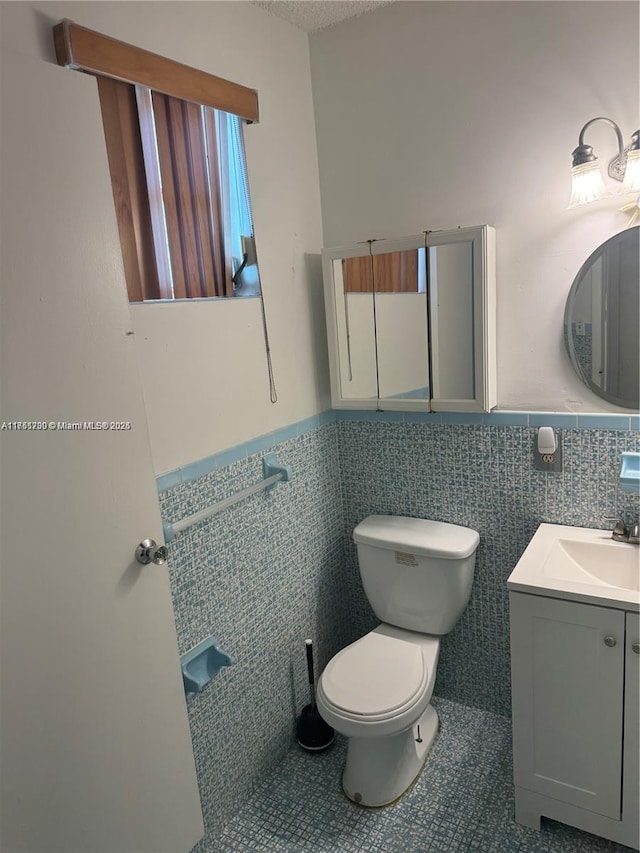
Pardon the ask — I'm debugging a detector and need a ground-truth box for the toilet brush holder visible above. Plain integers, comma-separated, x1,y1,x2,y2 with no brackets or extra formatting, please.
296,639,335,752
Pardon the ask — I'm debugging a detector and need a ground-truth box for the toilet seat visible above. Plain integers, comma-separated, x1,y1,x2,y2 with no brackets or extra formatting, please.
317,626,440,741
320,630,428,721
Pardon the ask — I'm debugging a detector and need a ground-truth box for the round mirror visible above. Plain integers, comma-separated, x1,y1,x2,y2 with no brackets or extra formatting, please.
564,225,639,409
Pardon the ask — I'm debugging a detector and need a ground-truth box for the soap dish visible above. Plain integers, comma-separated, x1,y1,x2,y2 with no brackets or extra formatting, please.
181,636,232,698
620,452,640,494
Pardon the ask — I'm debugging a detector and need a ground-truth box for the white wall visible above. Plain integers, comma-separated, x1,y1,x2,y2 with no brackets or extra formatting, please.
310,1,639,412
2,1,328,474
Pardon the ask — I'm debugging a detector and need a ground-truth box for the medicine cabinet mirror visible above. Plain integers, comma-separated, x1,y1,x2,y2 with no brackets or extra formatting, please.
564,225,639,409
321,225,496,412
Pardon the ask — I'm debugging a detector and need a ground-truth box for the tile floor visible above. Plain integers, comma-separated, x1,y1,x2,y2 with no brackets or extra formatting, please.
214,698,635,853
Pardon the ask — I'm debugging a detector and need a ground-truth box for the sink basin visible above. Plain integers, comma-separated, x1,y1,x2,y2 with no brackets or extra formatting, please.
508,524,640,610
546,538,640,591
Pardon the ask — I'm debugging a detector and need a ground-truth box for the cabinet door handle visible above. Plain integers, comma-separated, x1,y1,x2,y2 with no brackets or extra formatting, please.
632,642,640,654
604,636,617,647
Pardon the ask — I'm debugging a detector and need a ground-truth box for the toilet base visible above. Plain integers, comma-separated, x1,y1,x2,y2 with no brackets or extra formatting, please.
341,704,439,808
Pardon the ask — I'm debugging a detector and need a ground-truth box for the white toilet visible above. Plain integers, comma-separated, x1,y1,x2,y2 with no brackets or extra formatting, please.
316,515,479,807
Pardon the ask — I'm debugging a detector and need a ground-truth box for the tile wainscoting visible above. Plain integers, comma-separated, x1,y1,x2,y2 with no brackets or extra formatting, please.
336,418,639,718
157,411,639,847
158,422,352,845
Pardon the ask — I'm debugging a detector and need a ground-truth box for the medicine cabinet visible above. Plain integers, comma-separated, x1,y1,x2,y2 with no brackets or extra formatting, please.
321,225,496,412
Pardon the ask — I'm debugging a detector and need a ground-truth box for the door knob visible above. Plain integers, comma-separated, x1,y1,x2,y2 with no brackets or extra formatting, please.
604,636,617,647
632,643,640,654
136,538,168,565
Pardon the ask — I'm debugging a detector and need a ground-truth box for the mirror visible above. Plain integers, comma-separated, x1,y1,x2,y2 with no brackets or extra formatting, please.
428,236,475,402
564,226,639,409
329,237,430,405
331,250,377,401
371,240,430,403
322,226,496,413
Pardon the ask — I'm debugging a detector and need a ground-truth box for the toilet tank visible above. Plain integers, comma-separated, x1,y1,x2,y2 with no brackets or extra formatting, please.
353,515,480,635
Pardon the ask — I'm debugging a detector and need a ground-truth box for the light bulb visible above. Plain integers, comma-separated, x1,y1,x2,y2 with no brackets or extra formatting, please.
568,161,608,209
621,149,640,194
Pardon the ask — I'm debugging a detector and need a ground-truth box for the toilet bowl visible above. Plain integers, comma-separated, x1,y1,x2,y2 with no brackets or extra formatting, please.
316,515,479,807
316,624,440,807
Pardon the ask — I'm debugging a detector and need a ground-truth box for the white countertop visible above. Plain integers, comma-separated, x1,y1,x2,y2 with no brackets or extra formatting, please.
507,523,640,612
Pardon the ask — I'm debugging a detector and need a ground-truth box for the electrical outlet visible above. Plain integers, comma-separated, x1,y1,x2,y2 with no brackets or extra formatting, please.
533,434,563,472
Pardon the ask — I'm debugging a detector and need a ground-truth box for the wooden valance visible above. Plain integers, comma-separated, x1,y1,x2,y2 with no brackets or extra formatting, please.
52,19,259,123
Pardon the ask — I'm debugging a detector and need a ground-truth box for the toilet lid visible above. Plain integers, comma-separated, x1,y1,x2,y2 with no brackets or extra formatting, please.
321,632,427,718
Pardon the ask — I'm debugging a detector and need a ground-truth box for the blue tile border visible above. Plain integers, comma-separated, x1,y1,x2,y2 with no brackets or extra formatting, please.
333,409,379,422
156,468,182,492
156,408,639,490
485,411,530,426
441,412,485,425
529,413,579,429
577,414,632,430
403,411,443,424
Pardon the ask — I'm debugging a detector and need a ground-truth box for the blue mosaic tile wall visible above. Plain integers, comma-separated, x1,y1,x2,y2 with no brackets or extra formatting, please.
158,414,638,847
336,420,640,717
158,423,351,845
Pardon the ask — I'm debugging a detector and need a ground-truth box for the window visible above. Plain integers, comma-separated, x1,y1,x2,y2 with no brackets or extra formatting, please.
98,80,260,301
53,20,261,303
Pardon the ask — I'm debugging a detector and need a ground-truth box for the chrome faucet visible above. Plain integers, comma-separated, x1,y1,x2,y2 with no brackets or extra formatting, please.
611,519,629,542
607,518,640,544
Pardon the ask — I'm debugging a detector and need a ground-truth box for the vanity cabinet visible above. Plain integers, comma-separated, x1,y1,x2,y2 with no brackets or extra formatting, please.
321,225,496,413
510,592,639,848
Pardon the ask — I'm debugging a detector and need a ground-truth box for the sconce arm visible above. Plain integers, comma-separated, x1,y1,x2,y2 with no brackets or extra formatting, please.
577,116,624,151
573,117,627,180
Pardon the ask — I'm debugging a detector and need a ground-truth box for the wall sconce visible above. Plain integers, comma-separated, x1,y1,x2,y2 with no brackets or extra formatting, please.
568,117,640,209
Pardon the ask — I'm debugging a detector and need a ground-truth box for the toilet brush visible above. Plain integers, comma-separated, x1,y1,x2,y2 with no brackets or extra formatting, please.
296,639,335,752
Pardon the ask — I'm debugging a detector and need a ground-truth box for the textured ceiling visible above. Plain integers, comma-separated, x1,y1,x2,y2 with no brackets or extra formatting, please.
252,1,395,32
